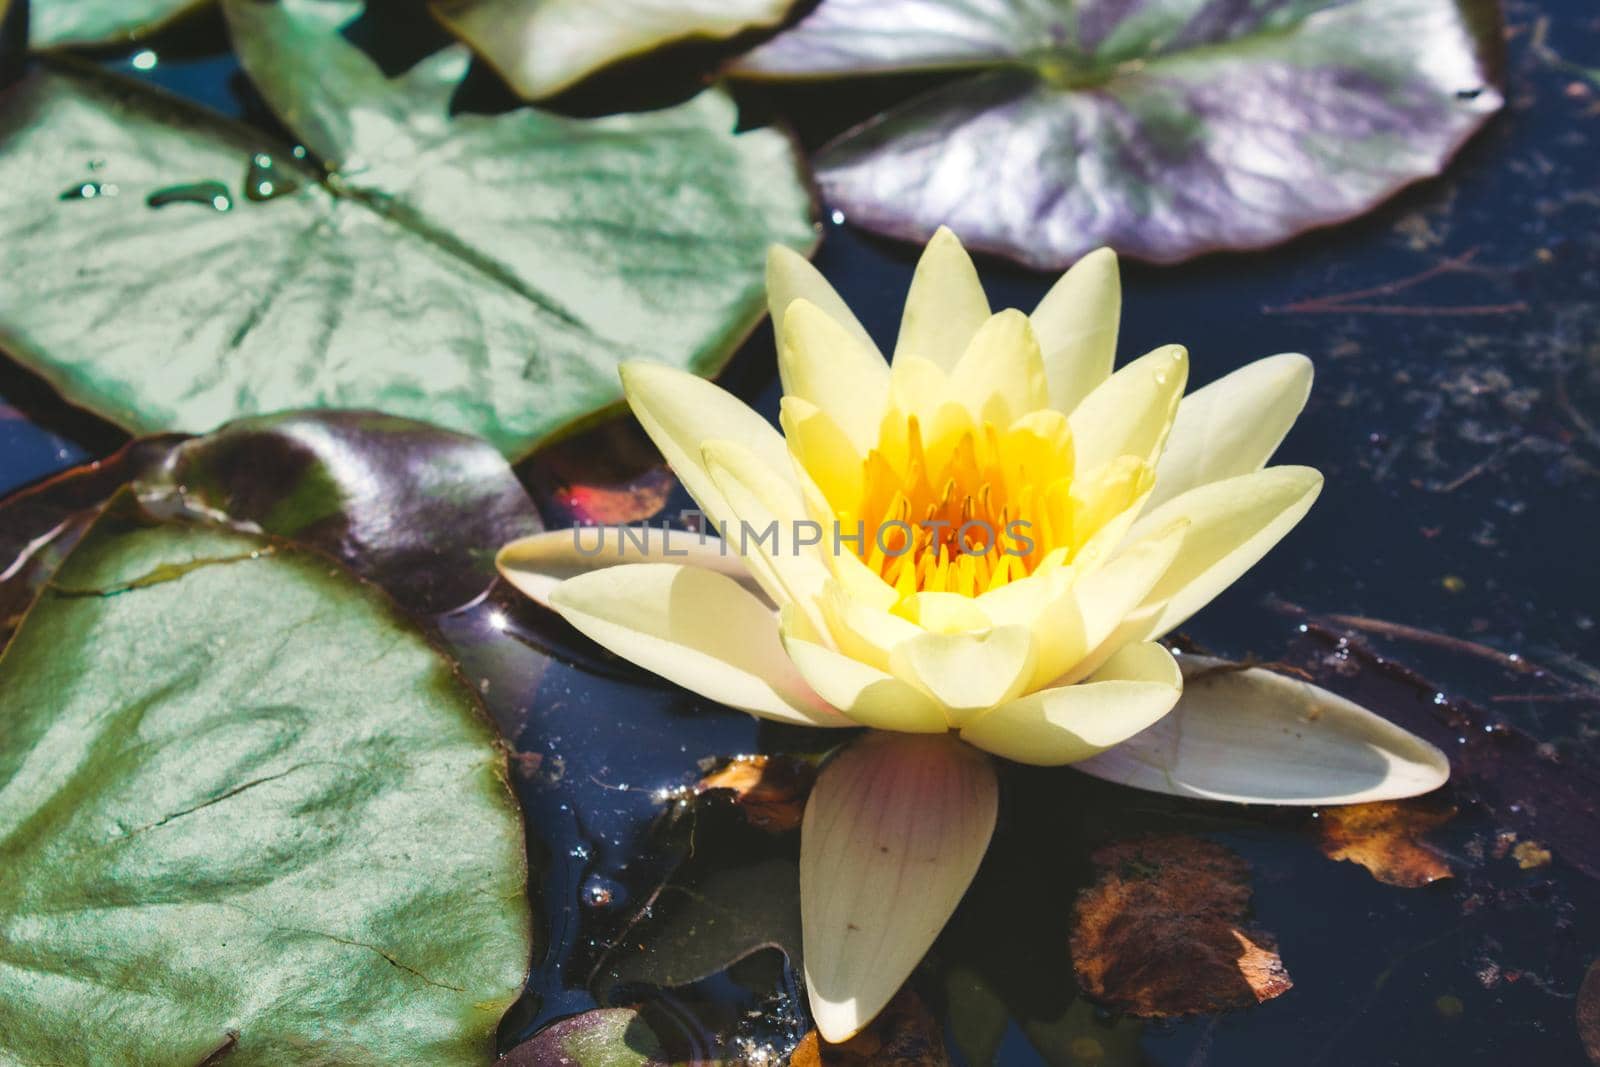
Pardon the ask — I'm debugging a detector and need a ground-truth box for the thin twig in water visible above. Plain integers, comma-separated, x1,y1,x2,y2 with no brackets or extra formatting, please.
1264,248,1526,317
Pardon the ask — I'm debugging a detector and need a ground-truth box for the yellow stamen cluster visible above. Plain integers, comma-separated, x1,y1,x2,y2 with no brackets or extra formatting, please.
843,413,1079,599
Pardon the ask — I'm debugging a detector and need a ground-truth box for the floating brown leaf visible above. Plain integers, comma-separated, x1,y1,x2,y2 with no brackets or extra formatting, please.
1580,959,1600,1066
1317,800,1455,888
1071,836,1292,1016
789,990,948,1066
695,755,816,834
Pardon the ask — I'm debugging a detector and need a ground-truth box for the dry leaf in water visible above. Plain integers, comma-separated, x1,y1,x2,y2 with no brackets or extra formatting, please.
1318,800,1455,888
695,755,816,834
1071,836,1292,1016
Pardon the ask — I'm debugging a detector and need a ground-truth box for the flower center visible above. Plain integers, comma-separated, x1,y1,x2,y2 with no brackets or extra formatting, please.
848,413,1077,599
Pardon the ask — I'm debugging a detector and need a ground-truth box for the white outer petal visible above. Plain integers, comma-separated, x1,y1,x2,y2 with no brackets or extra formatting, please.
1071,656,1451,804
546,563,849,728
802,732,998,1042
497,527,765,609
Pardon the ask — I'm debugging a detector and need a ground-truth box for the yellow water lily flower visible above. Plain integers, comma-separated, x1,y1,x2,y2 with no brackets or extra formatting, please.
497,228,1449,1042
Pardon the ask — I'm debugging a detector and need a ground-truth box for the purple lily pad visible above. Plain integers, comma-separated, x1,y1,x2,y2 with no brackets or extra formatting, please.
736,0,1506,267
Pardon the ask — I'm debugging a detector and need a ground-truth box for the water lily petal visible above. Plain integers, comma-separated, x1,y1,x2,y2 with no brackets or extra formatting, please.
781,299,891,452
768,243,881,359
702,439,834,628
1131,465,1323,640
893,226,990,371
889,624,1037,726
620,361,796,523
949,309,1049,424
781,396,865,518
1021,518,1189,689
802,732,998,1042
1031,247,1120,414
1147,354,1313,511
959,642,1182,766
1072,656,1451,803
1068,344,1188,477
780,606,947,733
822,582,926,668
497,527,765,608
548,563,849,727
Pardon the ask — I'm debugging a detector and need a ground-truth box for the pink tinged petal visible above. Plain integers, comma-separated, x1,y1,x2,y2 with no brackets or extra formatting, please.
767,244,882,360
496,528,766,610
802,732,999,1042
1072,656,1451,804
893,226,991,371
1031,246,1121,414
1147,353,1314,512
547,563,850,728
1067,344,1189,477
958,642,1183,766
889,624,1037,728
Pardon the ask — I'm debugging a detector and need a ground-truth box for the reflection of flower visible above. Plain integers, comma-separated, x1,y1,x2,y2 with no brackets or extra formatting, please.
499,228,1448,1042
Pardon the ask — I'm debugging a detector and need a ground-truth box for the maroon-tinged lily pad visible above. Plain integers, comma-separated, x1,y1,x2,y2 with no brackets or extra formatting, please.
0,411,543,650
735,0,1505,268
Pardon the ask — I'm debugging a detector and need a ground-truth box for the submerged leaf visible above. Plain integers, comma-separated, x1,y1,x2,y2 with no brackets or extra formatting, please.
0,495,531,1063
433,0,796,100
736,0,1503,267
1071,836,1291,1016
1317,800,1455,888
28,0,208,47
0,1,814,458
603,857,803,990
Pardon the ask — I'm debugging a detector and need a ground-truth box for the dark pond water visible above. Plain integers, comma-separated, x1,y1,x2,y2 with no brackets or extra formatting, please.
2,1,1598,1063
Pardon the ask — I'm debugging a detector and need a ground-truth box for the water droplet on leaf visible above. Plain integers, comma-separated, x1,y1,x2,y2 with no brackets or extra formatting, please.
147,181,233,212
244,153,300,202
59,182,117,201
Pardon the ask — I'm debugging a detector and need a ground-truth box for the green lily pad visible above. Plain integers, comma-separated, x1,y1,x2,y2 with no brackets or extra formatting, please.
0,0,814,459
0,494,532,1063
28,0,209,48
735,0,1503,267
